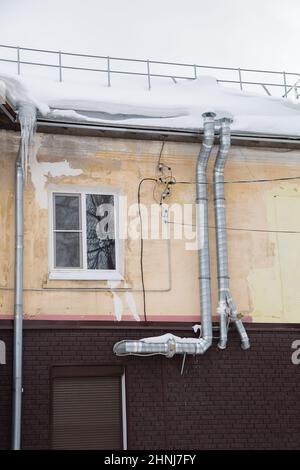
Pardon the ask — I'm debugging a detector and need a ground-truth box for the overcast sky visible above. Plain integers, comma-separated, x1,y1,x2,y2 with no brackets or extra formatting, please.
1,0,299,72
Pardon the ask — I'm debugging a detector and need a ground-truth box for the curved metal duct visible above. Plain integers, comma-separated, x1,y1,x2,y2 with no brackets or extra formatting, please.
113,334,212,357
213,117,250,350
114,112,216,357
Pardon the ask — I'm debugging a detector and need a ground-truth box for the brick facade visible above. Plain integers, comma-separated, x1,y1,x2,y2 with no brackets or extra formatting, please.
0,322,299,450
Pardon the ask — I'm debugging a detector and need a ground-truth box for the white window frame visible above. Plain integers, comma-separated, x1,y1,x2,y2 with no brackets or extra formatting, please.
48,185,124,281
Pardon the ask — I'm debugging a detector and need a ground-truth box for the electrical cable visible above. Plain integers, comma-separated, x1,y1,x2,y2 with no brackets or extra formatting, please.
173,175,300,185
138,177,157,322
166,220,300,234
157,141,165,170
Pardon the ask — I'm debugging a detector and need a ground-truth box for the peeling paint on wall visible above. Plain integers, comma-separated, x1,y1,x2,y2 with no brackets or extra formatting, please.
107,281,123,321
2,130,300,323
29,135,83,209
246,184,300,322
124,282,140,321
107,281,140,321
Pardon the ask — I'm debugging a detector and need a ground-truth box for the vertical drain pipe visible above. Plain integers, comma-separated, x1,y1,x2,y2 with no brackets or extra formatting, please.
197,112,216,350
214,118,250,350
12,102,36,450
12,145,24,450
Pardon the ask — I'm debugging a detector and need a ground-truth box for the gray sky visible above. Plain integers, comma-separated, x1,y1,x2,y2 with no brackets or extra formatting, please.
0,0,299,72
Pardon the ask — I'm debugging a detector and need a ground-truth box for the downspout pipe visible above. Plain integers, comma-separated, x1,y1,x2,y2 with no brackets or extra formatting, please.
213,118,250,350
12,102,36,450
113,112,216,357
12,145,24,450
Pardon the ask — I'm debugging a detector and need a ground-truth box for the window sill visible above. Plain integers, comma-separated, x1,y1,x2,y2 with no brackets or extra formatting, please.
49,270,124,281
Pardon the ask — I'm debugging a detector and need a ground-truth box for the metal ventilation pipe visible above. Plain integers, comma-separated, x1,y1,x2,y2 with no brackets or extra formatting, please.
213,117,250,350
113,112,216,357
12,102,36,450
195,111,216,351
0,340,6,365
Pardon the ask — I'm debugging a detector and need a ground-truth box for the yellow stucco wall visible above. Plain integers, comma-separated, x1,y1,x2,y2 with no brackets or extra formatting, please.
0,129,300,323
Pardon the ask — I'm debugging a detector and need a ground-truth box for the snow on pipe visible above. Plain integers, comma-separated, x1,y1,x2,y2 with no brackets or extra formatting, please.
214,117,250,350
113,331,211,357
12,102,37,450
113,112,216,357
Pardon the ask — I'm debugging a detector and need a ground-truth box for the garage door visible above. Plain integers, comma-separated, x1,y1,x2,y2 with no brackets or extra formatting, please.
51,365,124,450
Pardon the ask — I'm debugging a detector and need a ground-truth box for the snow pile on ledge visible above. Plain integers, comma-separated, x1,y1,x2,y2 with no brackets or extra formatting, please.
141,333,202,344
0,73,49,115
2,69,300,136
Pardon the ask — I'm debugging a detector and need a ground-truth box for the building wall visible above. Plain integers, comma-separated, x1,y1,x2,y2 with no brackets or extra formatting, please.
0,322,300,450
1,130,300,323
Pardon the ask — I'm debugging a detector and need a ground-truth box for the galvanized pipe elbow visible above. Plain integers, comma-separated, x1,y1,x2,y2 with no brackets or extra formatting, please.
214,117,233,173
197,112,216,177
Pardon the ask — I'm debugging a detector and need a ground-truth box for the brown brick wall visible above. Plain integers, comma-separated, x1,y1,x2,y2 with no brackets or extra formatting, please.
0,323,300,450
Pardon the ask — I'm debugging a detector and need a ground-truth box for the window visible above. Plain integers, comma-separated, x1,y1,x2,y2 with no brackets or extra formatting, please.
49,188,123,280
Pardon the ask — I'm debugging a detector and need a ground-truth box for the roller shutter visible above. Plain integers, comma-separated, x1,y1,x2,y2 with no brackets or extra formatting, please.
51,366,124,449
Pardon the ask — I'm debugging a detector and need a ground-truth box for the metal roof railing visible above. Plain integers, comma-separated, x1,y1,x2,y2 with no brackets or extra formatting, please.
0,43,299,99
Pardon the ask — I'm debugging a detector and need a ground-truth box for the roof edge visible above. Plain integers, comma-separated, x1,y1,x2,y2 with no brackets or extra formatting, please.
36,117,300,149
2,98,300,149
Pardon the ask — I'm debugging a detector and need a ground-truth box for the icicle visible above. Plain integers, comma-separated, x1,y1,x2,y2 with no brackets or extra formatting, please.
17,101,37,180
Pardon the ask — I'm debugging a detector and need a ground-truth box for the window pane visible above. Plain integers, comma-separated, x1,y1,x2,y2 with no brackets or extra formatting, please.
55,232,81,268
54,195,81,230
86,194,116,270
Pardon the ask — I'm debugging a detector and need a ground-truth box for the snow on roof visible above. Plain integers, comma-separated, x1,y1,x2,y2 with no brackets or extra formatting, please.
1,67,300,137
